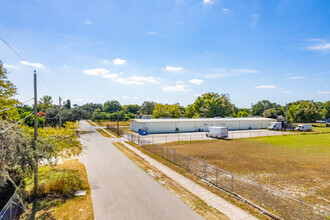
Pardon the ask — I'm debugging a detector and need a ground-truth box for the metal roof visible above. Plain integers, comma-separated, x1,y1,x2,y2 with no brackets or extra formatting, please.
131,117,275,123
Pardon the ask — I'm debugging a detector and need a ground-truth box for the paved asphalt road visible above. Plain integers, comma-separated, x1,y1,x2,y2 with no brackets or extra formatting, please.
79,121,203,220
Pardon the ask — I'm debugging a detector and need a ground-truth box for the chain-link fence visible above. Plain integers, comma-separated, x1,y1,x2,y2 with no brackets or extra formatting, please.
0,184,25,220
123,131,329,220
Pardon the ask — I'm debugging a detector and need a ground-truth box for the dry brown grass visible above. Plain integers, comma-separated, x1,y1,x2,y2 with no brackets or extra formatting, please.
96,128,114,138
113,142,229,220
21,159,94,220
86,120,96,126
164,133,330,210
95,121,130,127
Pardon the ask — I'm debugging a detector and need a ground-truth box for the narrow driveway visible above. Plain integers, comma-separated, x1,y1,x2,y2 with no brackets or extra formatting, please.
79,121,203,220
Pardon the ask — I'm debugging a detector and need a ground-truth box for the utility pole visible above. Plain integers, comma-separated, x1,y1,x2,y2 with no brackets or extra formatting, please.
59,97,62,128
117,110,119,135
285,103,288,122
33,70,38,192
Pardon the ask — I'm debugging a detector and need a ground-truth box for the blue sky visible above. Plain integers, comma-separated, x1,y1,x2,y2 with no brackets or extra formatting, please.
0,0,329,108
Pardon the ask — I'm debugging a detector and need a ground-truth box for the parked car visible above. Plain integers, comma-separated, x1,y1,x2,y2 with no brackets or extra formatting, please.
206,126,228,139
296,124,312,131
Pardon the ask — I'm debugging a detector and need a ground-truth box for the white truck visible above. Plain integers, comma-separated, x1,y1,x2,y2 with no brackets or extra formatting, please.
206,126,228,139
268,122,282,130
296,124,312,131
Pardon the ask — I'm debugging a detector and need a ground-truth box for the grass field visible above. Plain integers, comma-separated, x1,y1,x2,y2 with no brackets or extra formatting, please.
22,159,94,219
164,132,330,210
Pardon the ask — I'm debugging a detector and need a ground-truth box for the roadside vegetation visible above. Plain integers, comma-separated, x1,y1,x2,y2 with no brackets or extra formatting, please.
96,128,114,138
21,159,93,219
163,131,330,209
113,142,230,220
0,62,92,218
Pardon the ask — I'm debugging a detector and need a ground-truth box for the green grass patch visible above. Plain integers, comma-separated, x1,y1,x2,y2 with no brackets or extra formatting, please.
22,159,94,219
164,133,330,210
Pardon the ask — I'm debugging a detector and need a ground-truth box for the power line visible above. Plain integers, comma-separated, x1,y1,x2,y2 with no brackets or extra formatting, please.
0,98,34,113
0,112,33,134
0,36,60,97
0,36,34,71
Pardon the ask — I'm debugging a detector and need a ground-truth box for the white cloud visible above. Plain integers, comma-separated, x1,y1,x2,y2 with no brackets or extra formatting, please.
83,68,109,76
146,31,158,36
20,61,46,69
63,64,68,68
162,84,188,92
203,0,212,4
85,20,92,25
101,59,109,64
112,58,127,65
113,76,159,85
287,76,306,80
318,91,330,94
102,73,120,79
316,79,324,82
164,66,183,72
307,39,330,51
222,8,230,12
205,68,259,78
189,79,204,85
284,90,293,94
3,64,16,69
255,85,277,89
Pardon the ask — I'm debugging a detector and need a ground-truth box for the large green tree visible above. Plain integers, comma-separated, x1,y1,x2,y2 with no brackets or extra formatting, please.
140,101,156,115
37,95,53,111
103,100,121,113
192,92,235,118
252,100,283,116
288,101,322,122
0,62,19,120
152,104,182,118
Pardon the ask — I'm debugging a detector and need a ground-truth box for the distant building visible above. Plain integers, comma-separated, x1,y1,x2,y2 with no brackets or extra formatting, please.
130,117,276,134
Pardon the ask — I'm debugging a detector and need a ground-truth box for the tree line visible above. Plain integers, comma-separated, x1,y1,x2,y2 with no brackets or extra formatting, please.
18,92,329,126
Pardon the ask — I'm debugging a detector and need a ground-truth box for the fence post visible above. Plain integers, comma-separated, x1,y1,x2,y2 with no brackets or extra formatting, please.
216,168,218,185
299,199,303,220
231,173,234,191
259,183,262,207
173,149,175,163
204,161,207,179
167,148,169,160
187,154,190,170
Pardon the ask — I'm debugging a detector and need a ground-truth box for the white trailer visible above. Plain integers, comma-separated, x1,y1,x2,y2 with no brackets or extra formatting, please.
206,126,228,139
296,124,312,131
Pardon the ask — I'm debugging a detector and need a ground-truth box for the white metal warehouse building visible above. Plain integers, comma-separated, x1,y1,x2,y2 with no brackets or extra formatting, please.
130,117,276,134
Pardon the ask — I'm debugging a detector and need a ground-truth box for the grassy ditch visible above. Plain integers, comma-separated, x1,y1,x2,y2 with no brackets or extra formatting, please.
123,141,270,219
113,142,229,220
95,121,130,127
86,120,96,126
96,128,114,138
21,159,94,220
